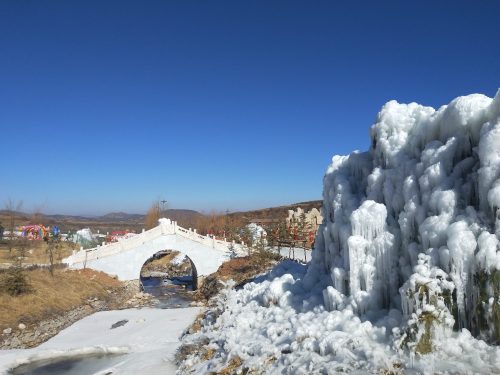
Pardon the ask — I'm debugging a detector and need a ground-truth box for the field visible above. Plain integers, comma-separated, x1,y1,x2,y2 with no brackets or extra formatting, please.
0,268,124,332
0,239,76,266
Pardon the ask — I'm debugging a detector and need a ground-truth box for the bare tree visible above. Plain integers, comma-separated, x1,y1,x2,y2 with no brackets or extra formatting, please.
145,201,161,230
31,204,46,225
4,199,23,254
45,230,61,277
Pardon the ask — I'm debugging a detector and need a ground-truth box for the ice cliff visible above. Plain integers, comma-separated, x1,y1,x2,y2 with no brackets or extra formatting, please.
309,91,500,346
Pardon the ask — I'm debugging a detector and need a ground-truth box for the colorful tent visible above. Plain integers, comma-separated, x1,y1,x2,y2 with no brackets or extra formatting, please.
20,224,49,240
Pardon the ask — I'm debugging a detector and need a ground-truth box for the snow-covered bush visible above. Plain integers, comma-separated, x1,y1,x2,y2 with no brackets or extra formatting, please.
398,254,455,354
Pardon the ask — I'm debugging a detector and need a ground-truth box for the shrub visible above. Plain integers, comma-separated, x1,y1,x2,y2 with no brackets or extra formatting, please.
0,266,32,296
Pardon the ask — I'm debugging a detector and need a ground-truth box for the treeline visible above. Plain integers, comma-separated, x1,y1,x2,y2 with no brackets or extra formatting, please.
145,201,317,249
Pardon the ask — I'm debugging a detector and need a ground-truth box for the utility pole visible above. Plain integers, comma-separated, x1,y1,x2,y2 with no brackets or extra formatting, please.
160,200,168,218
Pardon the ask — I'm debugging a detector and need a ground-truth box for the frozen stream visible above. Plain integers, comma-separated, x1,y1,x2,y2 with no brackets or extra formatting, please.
0,281,201,375
141,276,194,309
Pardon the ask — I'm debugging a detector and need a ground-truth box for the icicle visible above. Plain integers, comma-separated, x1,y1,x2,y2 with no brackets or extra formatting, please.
447,221,477,329
331,267,346,295
347,235,367,296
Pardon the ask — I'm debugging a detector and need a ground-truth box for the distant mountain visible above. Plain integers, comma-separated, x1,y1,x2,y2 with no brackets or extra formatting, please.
99,212,145,221
162,209,204,224
44,214,96,222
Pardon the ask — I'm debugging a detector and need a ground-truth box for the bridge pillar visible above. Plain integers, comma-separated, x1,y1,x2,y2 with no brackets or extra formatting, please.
195,276,205,290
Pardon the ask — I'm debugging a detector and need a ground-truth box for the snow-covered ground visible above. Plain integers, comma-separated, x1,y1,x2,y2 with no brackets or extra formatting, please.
171,252,187,266
179,261,500,374
271,246,312,263
0,307,200,375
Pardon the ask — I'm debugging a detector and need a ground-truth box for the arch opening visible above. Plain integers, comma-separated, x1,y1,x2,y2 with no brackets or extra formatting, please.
139,250,197,308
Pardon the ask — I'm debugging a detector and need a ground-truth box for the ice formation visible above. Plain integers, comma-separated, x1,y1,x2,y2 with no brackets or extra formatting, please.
179,92,500,374
309,90,500,342
72,228,97,248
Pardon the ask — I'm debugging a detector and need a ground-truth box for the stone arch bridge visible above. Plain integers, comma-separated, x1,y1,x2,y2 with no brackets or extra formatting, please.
63,218,247,288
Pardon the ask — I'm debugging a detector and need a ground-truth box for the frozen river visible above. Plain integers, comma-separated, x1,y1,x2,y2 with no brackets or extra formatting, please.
0,305,201,374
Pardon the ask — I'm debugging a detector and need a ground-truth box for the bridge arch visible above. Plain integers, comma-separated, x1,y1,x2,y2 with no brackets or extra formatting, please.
139,250,198,290
64,219,242,288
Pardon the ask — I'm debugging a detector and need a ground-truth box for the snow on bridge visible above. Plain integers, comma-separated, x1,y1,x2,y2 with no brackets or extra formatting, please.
63,218,247,288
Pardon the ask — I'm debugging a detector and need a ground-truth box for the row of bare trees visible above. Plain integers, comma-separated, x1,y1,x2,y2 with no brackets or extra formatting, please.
143,202,250,242
143,200,316,249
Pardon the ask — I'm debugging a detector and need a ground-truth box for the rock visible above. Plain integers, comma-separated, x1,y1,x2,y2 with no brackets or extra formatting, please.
110,320,128,329
198,275,223,301
18,324,26,330
3,328,12,335
10,337,21,347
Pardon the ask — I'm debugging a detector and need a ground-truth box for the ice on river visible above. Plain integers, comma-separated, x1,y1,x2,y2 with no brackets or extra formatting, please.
0,307,201,375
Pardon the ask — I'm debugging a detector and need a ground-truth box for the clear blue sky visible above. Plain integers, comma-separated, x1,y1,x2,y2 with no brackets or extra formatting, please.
1,1,499,215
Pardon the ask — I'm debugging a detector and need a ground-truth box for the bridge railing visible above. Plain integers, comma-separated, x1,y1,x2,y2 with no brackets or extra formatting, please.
65,217,247,264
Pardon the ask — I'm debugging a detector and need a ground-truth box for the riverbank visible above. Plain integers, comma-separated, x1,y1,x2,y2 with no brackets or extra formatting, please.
0,307,201,374
0,268,152,349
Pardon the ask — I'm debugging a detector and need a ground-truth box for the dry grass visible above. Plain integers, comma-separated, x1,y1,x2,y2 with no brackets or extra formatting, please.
216,356,243,375
187,311,206,334
141,250,192,277
202,347,216,361
0,268,122,331
145,251,181,267
0,240,75,265
196,252,281,301
379,363,404,375
216,252,281,283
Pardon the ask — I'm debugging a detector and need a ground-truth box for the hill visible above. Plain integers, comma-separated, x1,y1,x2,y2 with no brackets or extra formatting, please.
228,200,322,223
0,202,320,234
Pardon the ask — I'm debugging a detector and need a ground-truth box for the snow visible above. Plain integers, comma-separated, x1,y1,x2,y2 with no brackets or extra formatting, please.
476,231,500,271
270,246,312,263
0,307,201,375
246,223,267,245
171,252,187,266
179,91,500,374
72,228,97,248
180,261,500,374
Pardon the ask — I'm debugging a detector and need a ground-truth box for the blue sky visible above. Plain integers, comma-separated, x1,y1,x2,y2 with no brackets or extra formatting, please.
1,1,499,215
